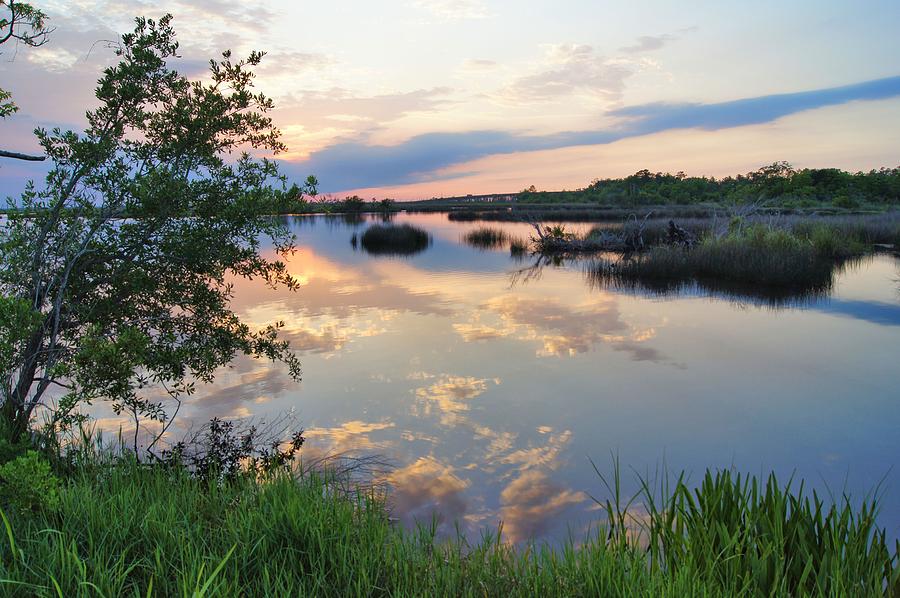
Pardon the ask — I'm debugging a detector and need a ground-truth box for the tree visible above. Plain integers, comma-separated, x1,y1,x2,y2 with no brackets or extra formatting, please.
0,15,315,442
1,0,53,161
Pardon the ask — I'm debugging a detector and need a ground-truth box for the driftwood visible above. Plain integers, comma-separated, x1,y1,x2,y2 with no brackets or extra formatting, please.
667,219,696,247
527,211,653,254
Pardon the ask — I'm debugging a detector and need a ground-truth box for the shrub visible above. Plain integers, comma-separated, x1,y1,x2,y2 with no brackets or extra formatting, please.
463,227,509,249
0,451,61,514
360,224,431,256
160,418,305,484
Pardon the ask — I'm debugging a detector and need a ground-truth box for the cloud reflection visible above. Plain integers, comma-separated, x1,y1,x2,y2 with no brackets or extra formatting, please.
384,457,470,533
499,469,586,543
414,375,498,426
473,295,664,361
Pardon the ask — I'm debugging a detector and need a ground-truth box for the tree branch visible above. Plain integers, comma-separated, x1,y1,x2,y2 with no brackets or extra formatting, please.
0,149,45,161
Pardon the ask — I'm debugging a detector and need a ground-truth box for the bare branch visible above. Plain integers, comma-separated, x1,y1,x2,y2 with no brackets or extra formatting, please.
0,149,46,161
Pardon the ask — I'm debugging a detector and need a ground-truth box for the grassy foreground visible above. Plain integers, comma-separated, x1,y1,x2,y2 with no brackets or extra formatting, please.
1,454,898,597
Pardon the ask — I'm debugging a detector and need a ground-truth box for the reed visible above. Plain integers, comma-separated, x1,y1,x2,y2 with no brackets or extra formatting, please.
1,453,896,596
462,226,510,249
359,224,431,256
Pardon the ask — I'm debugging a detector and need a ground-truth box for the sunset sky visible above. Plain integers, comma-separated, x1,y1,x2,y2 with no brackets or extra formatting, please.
2,0,899,199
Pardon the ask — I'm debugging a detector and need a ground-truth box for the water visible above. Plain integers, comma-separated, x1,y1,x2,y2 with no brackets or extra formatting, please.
170,212,900,543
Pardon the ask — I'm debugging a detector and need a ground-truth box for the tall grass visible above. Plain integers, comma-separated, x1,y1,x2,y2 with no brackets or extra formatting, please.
1,456,897,596
587,224,870,296
462,226,510,250
359,224,431,256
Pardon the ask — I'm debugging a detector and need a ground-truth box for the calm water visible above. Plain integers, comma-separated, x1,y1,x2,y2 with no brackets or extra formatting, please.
166,213,900,543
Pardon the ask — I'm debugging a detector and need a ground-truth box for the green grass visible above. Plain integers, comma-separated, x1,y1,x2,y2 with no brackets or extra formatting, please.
587,223,874,297
1,455,897,596
359,224,431,256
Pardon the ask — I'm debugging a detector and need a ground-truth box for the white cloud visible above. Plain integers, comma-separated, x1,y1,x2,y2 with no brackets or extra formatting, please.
413,0,491,21
498,44,639,104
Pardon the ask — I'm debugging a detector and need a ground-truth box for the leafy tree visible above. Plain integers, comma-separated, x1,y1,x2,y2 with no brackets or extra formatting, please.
1,0,52,160
0,15,314,441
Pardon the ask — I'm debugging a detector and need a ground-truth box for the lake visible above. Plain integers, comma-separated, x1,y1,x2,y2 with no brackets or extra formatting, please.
172,212,900,544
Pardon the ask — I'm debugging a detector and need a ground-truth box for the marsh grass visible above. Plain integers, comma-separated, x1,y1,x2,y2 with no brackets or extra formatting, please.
462,226,510,250
585,223,877,296
359,224,431,256
509,236,529,258
1,453,897,596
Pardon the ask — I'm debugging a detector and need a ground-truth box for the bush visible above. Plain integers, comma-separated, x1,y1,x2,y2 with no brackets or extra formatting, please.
0,451,61,514
463,227,509,249
360,224,431,256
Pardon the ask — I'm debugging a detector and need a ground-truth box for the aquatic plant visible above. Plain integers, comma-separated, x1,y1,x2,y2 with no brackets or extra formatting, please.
588,227,839,292
360,224,431,256
462,227,509,249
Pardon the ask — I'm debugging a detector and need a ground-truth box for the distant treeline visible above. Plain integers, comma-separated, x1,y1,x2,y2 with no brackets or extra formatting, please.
518,162,900,208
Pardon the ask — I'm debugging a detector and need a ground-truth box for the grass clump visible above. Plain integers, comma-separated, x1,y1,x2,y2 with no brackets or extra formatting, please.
462,226,509,249
509,236,529,257
360,224,431,256
631,469,899,597
590,224,862,294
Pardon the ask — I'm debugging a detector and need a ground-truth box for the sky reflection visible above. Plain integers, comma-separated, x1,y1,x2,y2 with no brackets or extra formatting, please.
88,213,900,544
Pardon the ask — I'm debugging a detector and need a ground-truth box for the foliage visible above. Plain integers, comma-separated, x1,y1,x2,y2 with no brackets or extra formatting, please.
359,224,431,256
0,456,896,596
0,15,311,439
160,417,304,484
1,1,53,156
341,195,366,212
0,1,50,49
0,450,59,513
512,162,900,207
1,1,51,118
586,223,870,298
0,87,16,119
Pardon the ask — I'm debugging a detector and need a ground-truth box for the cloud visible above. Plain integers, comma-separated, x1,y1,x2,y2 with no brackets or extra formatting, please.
412,0,491,20
498,44,637,103
610,76,900,133
284,75,900,191
620,34,678,54
257,51,336,77
458,58,499,74
274,87,456,158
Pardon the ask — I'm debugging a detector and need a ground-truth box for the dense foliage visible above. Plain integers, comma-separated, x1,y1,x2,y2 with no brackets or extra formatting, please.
518,162,900,207
0,15,312,440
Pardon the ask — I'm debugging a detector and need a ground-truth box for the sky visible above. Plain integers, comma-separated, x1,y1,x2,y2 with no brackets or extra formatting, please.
1,0,899,199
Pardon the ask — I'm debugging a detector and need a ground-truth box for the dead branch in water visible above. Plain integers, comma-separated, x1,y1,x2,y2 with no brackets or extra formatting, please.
526,211,654,253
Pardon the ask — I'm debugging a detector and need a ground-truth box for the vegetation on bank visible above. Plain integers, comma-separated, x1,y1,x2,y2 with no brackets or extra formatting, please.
516,162,900,208
0,436,897,597
580,218,900,301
